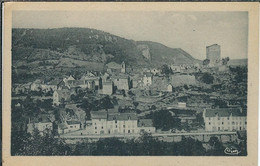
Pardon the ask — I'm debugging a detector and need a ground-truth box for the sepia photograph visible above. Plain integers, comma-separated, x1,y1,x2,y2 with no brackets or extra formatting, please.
2,2,259,166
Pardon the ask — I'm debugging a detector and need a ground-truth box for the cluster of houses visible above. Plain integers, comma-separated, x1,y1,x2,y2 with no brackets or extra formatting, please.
27,107,155,136
27,106,247,136
22,58,247,137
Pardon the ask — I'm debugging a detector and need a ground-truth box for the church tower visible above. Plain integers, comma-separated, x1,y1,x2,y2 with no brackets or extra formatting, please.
121,61,126,73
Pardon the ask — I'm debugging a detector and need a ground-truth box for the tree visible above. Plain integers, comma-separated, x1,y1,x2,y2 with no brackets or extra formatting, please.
161,64,173,75
213,99,227,108
100,95,114,110
12,129,71,156
146,110,181,131
133,101,139,109
200,73,214,84
207,136,225,156
203,59,210,66
222,57,230,65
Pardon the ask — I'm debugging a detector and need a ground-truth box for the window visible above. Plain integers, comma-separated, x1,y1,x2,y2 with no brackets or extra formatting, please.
245,121,247,125
115,120,117,123
232,122,235,125
209,122,211,125
123,125,125,128
95,127,97,129
227,117,229,120
116,125,117,128
222,122,224,125
128,130,130,133
101,126,103,129
75,126,77,128
70,126,73,128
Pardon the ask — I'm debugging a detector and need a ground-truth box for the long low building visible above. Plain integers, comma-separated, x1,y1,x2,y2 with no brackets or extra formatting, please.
203,108,247,132
91,109,155,135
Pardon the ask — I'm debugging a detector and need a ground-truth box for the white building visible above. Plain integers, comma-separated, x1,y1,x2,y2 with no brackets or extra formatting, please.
63,75,76,87
30,79,43,91
167,84,173,92
102,81,114,95
111,75,130,91
178,102,187,108
58,120,81,134
91,110,139,135
53,89,72,106
143,72,153,86
27,118,53,135
203,108,247,132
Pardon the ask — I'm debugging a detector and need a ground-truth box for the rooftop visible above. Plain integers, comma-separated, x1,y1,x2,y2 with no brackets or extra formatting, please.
67,120,81,125
143,72,153,77
107,113,138,121
91,110,138,121
91,111,108,119
205,108,246,117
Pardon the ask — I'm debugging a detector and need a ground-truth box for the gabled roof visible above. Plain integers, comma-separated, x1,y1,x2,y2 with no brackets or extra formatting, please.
91,111,108,119
138,119,153,127
103,81,113,85
107,113,138,121
29,115,52,123
111,74,129,80
80,74,99,81
143,72,153,77
205,108,245,117
67,120,81,125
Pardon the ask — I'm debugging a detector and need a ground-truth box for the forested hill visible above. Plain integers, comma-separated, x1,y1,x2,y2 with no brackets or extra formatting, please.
12,28,200,69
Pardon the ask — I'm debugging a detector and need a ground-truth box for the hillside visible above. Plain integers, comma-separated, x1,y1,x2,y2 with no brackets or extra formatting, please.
12,28,200,71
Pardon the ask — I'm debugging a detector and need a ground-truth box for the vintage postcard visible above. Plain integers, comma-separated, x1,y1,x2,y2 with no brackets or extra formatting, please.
2,2,259,166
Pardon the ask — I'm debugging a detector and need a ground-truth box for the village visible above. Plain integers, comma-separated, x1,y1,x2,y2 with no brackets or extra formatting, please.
11,44,248,147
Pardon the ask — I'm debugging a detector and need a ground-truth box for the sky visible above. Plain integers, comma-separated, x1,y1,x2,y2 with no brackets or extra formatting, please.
12,11,248,60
